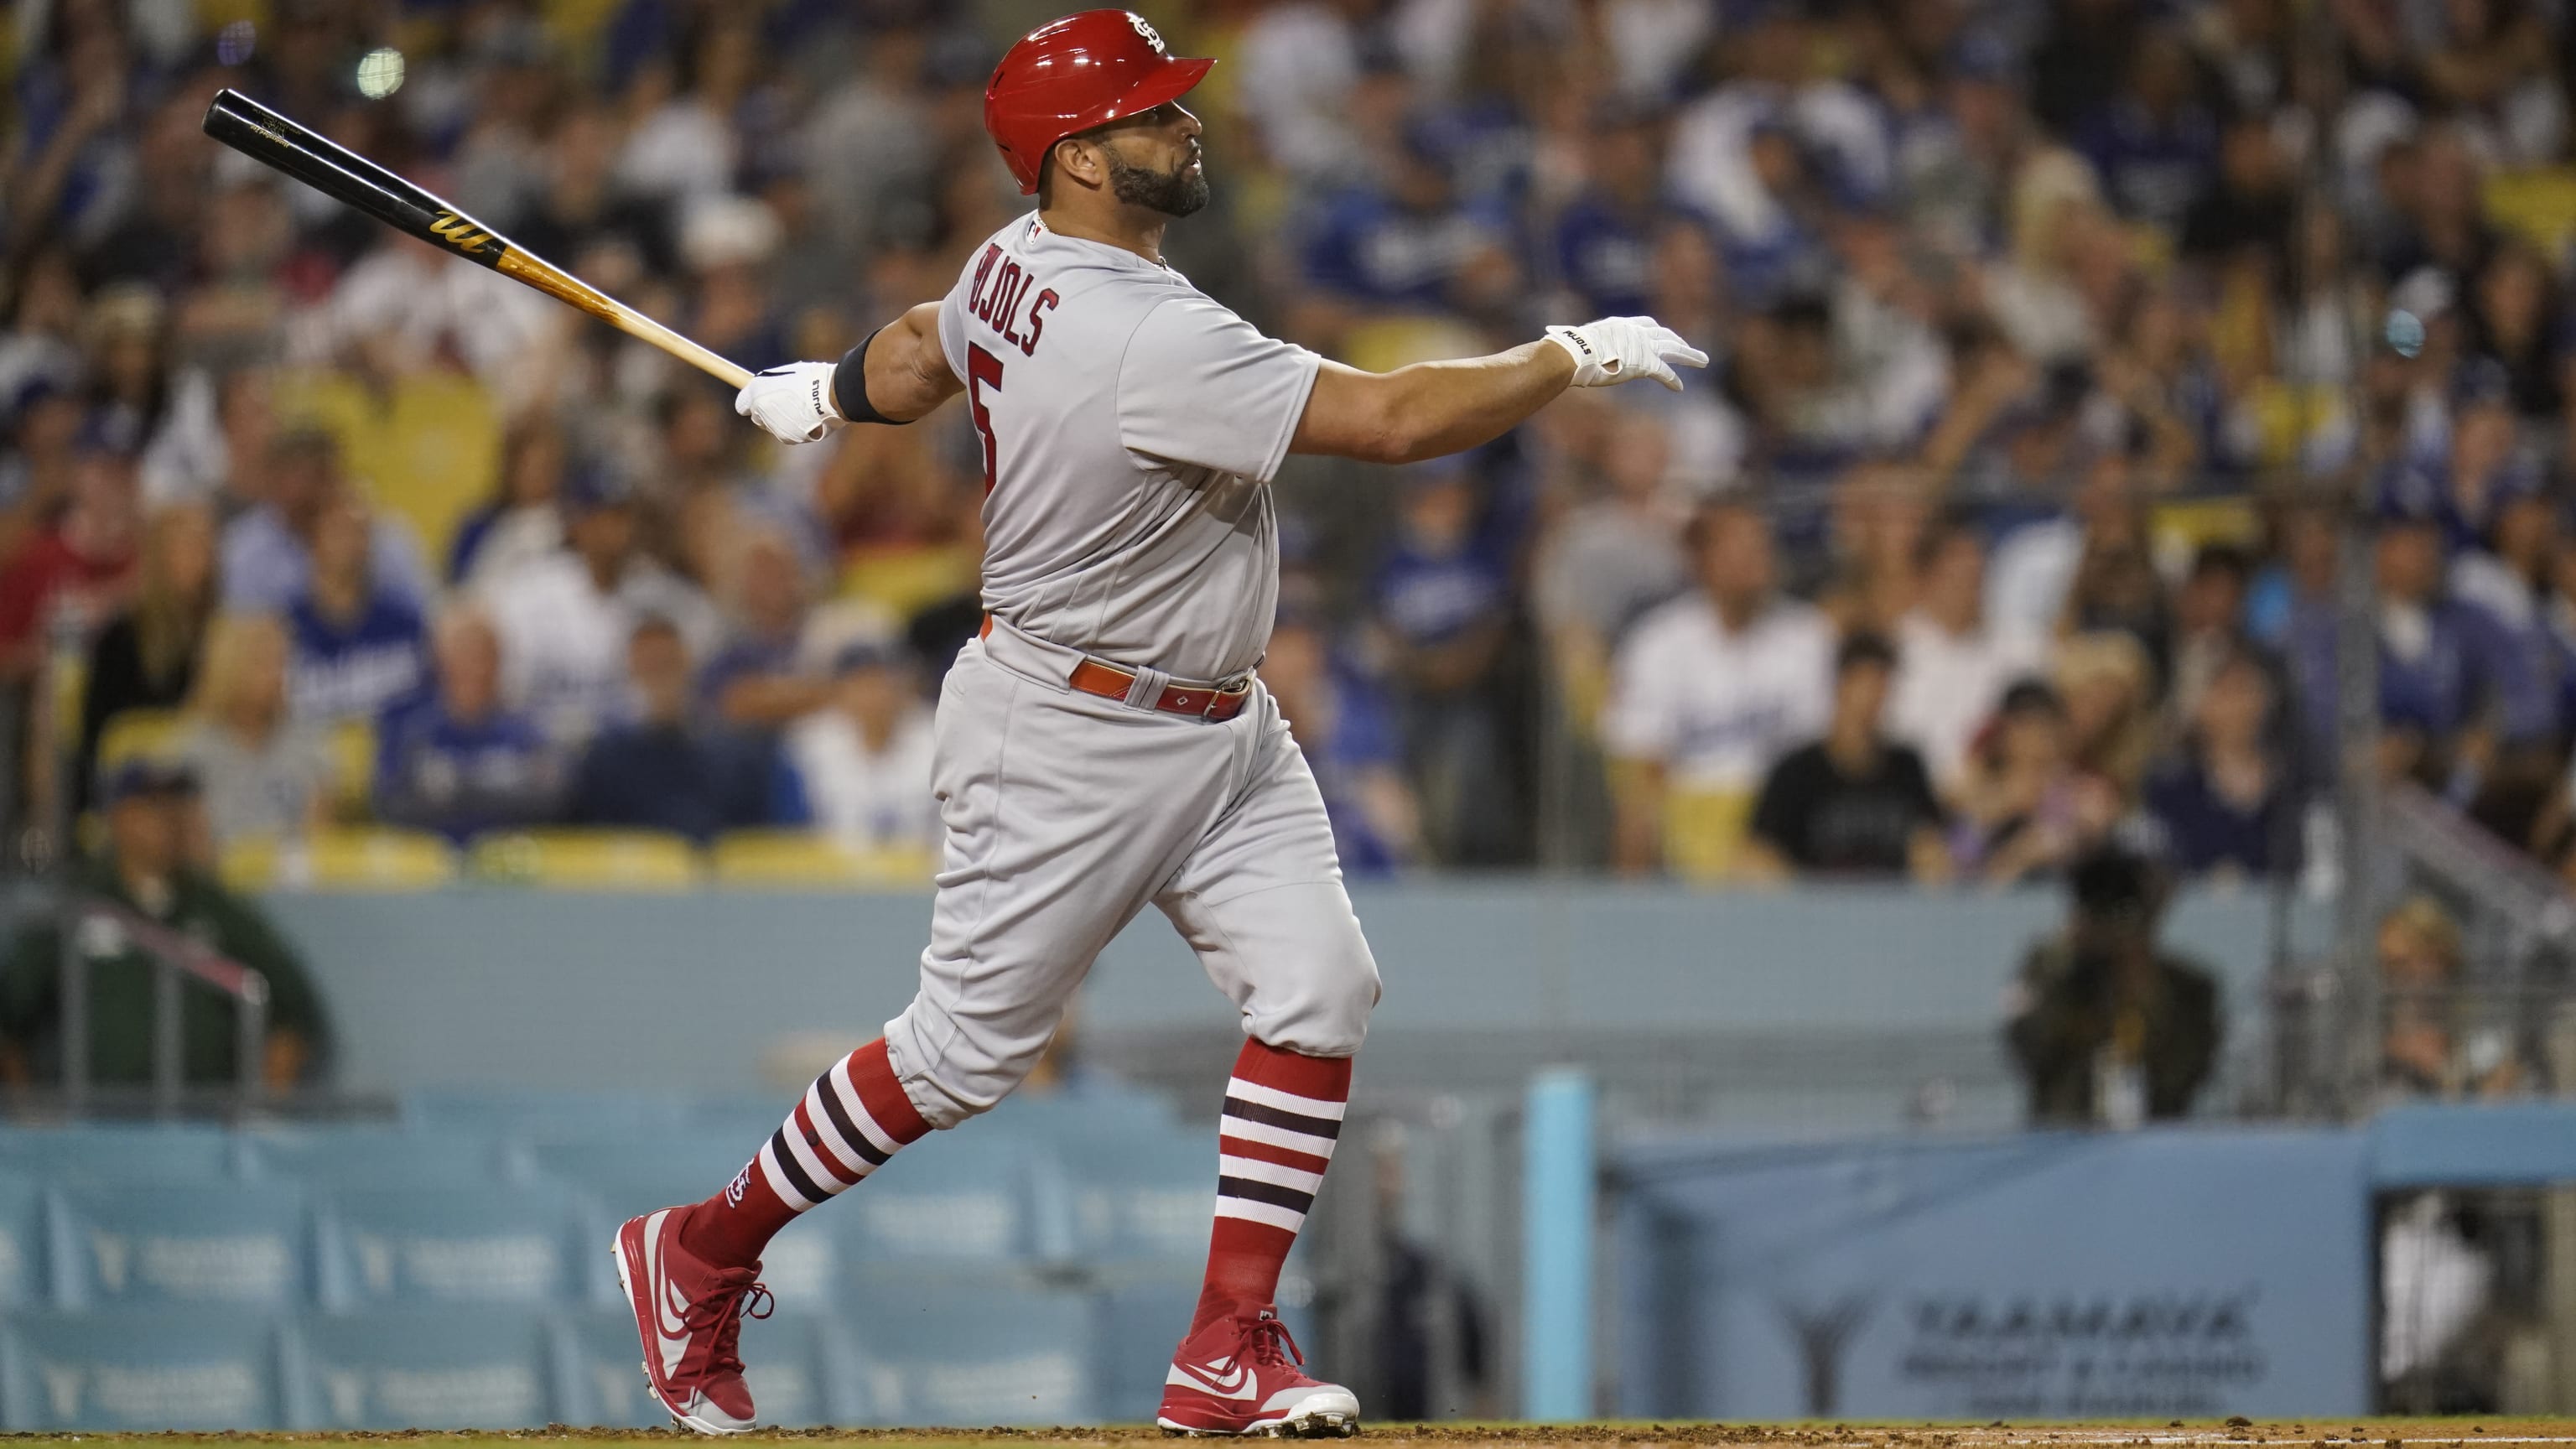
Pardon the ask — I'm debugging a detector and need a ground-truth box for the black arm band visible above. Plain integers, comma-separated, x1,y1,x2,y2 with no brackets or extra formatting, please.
832,323,911,426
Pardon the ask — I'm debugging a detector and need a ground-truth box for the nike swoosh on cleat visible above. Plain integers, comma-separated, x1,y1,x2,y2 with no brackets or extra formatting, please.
642,1214,691,1374
1173,1358,1257,1400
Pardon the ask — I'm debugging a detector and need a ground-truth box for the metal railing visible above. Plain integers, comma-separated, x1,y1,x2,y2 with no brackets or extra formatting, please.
56,892,268,1119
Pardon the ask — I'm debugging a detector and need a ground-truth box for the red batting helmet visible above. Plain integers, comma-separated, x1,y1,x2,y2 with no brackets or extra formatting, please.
983,10,1214,195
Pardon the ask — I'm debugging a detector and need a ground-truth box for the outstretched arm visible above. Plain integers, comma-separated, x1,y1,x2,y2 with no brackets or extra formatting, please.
1288,316,1706,465
840,301,963,423
735,302,962,442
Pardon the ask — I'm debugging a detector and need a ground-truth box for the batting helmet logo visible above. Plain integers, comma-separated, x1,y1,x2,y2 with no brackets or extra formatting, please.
983,9,1214,195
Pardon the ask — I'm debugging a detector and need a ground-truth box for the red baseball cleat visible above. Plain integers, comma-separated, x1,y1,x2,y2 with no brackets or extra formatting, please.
612,1205,772,1435
1158,1311,1360,1436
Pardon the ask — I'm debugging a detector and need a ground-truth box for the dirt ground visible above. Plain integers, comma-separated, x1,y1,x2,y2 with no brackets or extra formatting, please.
10,1420,2576,1449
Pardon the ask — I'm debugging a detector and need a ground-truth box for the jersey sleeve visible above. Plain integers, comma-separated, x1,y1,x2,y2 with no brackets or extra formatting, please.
1116,296,1322,483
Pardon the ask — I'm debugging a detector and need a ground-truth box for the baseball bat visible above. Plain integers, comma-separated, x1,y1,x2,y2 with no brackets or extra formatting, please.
200,87,752,389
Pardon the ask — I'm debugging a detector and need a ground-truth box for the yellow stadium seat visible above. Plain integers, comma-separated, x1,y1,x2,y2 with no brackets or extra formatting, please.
1663,787,1758,885
837,542,981,621
325,718,378,818
2485,167,2576,257
51,652,87,745
273,368,500,571
469,828,703,890
96,709,187,771
710,830,937,889
221,828,459,892
1338,316,1484,373
2150,497,2264,564
2239,379,2343,469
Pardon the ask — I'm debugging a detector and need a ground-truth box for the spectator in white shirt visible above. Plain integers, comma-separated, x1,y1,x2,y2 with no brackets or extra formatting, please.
476,468,718,745
1603,501,1835,877
1890,520,2049,793
776,635,937,854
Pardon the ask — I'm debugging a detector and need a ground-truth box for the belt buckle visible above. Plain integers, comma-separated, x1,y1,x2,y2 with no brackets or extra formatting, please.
1203,676,1249,719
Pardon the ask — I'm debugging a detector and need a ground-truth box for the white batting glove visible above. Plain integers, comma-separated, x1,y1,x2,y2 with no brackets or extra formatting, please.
1543,316,1711,392
735,361,842,443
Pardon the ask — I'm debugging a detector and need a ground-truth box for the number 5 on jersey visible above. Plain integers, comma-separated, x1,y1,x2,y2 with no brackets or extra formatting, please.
967,343,1005,493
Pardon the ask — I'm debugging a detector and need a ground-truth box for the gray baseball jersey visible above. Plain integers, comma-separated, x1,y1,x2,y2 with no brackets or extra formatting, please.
934,213,1322,682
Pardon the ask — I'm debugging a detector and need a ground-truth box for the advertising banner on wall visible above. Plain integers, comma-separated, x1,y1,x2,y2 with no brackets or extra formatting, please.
1612,1129,2373,1420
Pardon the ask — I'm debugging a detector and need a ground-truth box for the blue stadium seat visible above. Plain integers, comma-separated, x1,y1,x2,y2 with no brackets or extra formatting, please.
842,1266,1098,1425
52,1183,309,1306
1060,1132,1217,1267
401,1090,683,1139
524,1136,834,1307
564,1308,857,1428
0,1170,48,1306
0,1307,286,1430
316,1184,584,1306
0,1124,242,1182
834,1130,1057,1264
244,1127,513,1187
982,1083,1182,1140
293,1307,558,1429
1093,1270,1198,1421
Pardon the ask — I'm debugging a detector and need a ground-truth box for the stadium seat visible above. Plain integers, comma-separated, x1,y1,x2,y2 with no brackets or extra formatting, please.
316,1183,584,1306
841,1267,1098,1426
219,826,460,891
294,1306,558,1430
564,1307,856,1428
0,1123,243,1183
833,1131,1056,1264
94,708,185,771
836,541,980,621
469,828,702,889
0,1306,287,1430
0,1171,44,1306
1057,1132,1217,1268
401,1089,684,1139
323,718,379,817
242,1127,510,1187
526,1135,838,1306
709,829,936,888
1092,1270,1201,1419
51,1182,308,1306
1661,786,1757,883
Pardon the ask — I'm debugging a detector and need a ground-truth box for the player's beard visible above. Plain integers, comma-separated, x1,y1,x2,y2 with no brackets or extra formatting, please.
1105,148,1209,217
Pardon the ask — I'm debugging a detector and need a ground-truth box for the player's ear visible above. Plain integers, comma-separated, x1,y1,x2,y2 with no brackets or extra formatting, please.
1052,135,1104,191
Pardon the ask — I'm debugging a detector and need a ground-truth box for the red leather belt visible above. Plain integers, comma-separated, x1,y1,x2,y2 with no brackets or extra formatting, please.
980,615,1251,722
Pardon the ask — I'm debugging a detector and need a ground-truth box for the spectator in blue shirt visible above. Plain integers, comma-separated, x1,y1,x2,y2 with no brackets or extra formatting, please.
375,609,562,842
2143,648,2297,880
220,427,434,615
283,495,430,727
1370,459,1520,864
1551,103,1705,318
2289,515,2553,793
1262,611,1419,875
1296,127,1518,340
2074,29,2219,235
568,615,771,842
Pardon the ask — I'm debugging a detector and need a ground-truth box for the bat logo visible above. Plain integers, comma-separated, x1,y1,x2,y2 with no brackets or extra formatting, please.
428,210,494,255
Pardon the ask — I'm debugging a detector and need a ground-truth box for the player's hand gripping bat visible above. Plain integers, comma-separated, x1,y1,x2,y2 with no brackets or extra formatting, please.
201,88,751,389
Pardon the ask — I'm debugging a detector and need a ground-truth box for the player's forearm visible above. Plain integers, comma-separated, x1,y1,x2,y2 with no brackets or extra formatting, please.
837,301,962,423
1392,341,1579,461
1368,342,1576,464
1294,343,1575,465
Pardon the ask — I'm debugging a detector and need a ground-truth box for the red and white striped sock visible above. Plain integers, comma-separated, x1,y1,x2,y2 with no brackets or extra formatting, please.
1190,1038,1353,1337
681,1037,931,1267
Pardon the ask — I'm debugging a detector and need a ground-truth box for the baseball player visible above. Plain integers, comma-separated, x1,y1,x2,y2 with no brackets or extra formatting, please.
615,10,1706,1436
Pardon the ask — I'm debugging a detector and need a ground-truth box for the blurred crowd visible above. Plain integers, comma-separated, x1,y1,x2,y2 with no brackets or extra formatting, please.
13,0,2576,886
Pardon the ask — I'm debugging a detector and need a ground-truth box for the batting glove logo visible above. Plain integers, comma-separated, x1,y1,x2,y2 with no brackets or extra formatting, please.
724,1166,751,1207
